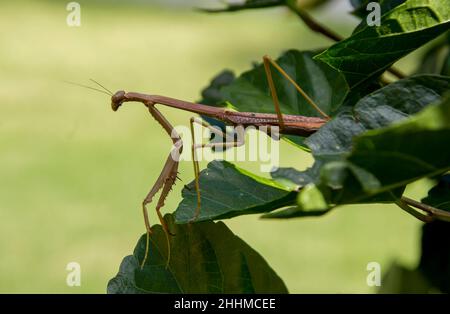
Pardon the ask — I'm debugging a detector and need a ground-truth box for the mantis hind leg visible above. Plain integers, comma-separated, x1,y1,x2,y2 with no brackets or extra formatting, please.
189,117,245,222
262,55,330,121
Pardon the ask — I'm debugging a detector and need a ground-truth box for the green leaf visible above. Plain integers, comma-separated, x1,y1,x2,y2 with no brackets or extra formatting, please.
377,263,433,293
306,75,450,158
222,50,349,117
298,93,450,213
174,161,296,223
108,215,288,294
267,76,450,217
199,70,236,139
295,184,328,211
273,75,450,181
316,0,450,87
200,70,235,106
262,184,330,219
350,96,450,181
199,50,350,150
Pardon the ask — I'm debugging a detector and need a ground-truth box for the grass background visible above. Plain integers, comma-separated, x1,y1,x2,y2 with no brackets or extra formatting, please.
0,0,429,293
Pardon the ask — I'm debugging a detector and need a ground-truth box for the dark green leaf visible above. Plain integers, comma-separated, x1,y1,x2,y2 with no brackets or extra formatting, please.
272,75,450,181
199,70,236,140
306,75,450,158
378,177,450,294
108,215,288,294
377,263,433,293
422,174,450,211
200,70,235,106
418,175,450,293
316,0,450,87
267,76,450,217
174,161,296,223
222,50,349,117
378,176,450,293
199,50,350,150
297,93,450,214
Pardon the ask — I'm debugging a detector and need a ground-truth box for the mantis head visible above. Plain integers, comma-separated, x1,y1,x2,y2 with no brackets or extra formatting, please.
111,90,126,111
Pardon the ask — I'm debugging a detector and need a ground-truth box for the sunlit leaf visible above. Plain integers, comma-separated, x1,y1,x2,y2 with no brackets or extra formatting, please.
174,161,296,223
317,0,450,87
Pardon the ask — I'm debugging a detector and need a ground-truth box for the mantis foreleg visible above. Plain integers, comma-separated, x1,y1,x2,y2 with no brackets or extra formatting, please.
140,104,183,268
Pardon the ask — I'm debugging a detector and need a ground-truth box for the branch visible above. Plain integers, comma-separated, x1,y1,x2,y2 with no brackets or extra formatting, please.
396,196,450,222
198,0,284,12
396,198,434,223
401,197,450,222
287,3,342,41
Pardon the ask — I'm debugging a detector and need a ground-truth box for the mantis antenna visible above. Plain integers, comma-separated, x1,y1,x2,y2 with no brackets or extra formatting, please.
90,78,114,96
64,80,113,96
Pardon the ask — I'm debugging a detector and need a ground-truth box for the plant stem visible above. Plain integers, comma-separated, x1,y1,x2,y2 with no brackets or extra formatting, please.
288,3,342,42
396,199,433,223
401,196,450,222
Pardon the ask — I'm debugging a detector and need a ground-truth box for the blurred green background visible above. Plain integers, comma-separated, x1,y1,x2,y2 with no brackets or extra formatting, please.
0,0,430,293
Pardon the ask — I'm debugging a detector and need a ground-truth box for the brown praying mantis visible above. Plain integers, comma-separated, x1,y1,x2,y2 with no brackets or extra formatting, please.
110,56,329,266
72,56,450,268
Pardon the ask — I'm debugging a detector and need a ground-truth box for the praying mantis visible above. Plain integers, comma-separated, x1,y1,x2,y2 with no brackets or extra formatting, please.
74,56,450,268
111,56,328,224
109,56,329,266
